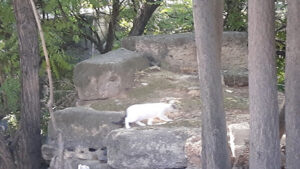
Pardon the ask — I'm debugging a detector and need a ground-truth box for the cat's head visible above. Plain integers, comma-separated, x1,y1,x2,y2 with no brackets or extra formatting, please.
168,100,181,111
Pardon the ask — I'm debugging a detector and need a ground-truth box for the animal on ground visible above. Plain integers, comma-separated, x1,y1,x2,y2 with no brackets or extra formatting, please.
125,102,177,129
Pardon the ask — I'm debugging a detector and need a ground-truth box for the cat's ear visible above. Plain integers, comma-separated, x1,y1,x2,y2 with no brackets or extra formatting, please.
168,99,181,105
169,100,176,105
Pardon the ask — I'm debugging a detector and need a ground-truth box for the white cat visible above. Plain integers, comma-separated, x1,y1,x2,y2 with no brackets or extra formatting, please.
125,102,176,129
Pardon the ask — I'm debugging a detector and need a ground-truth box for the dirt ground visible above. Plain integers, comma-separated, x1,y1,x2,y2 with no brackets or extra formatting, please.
74,66,286,168
76,66,285,127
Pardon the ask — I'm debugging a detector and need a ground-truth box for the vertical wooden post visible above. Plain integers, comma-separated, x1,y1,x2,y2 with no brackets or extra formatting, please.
193,0,230,168
248,0,280,168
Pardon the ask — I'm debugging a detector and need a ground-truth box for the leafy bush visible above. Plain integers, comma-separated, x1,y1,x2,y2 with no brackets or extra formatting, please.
146,0,193,34
0,76,20,118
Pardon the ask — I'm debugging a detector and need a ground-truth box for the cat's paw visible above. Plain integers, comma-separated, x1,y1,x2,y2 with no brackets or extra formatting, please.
125,123,131,129
147,118,154,125
136,121,146,126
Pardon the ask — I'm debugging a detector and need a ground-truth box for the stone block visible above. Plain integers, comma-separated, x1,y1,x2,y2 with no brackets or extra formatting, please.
106,127,200,169
74,48,149,100
47,107,124,149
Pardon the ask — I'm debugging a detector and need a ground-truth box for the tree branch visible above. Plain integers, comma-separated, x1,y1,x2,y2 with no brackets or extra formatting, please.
71,11,105,52
29,1,65,168
104,0,121,53
129,0,162,36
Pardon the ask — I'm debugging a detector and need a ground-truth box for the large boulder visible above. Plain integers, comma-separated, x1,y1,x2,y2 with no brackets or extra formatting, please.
74,48,149,100
121,32,248,86
106,126,201,169
46,107,124,150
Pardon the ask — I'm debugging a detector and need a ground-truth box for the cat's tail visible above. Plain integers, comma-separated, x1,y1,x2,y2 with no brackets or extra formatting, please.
112,114,126,127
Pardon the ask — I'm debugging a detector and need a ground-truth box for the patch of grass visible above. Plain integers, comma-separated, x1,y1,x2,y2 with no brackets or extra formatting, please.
91,99,128,111
224,96,248,110
162,119,201,128
180,98,202,112
127,78,176,101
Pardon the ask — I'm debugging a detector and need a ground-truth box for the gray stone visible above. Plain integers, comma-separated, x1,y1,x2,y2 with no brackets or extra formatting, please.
122,33,197,74
106,127,200,169
121,32,248,77
228,122,250,168
185,135,202,169
222,68,248,87
46,146,108,168
64,159,111,169
47,107,124,150
73,48,149,100
63,147,107,162
41,144,56,161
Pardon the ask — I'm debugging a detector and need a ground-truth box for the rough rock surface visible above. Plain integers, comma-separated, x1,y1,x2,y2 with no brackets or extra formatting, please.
73,48,149,100
122,33,197,73
228,122,250,168
106,126,201,169
121,32,248,84
223,68,248,87
185,135,202,169
46,107,124,150
63,159,111,169
41,144,56,161
43,107,123,168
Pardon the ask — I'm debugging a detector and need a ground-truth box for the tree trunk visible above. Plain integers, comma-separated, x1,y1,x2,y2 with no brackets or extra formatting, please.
129,0,161,36
279,101,285,139
285,1,300,169
104,0,120,53
248,0,280,168
13,0,41,168
193,1,230,169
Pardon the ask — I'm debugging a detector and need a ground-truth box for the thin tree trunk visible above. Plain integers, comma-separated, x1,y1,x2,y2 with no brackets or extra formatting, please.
193,1,230,169
104,0,120,53
248,0,280,168
13,0,41,168
279,101,285,139
285,1,300,169
129,0,161,36
29,0,65,168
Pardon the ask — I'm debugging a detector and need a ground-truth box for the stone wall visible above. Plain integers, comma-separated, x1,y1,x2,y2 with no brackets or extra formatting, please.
121,32,248,74
122,32,248,86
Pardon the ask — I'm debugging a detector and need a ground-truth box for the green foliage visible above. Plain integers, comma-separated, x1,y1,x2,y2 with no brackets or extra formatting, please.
117,7,137,38
145,0,193,34
0,0,18,77
277,57,285,91
275,1,287,91
0,0,20,119
0,0,15,35
39,23,75,79
40,109,50,136
0,34,19,77
224,0,247,31
0,0,75,137
0,76,20,118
